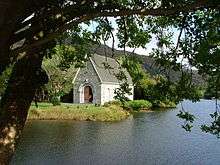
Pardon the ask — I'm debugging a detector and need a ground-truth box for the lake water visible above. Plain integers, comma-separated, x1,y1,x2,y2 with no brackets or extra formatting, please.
11,100,220,165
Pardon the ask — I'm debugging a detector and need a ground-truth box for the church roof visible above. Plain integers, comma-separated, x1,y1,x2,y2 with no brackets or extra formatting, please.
90,54,133,84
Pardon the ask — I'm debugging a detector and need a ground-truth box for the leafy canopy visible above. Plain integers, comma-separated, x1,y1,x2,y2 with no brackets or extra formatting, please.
0,0,220,136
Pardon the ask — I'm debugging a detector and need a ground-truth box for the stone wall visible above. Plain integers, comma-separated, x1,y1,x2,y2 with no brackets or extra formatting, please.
73,60,101,104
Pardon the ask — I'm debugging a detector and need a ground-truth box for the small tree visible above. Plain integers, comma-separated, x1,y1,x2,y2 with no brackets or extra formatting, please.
204,75,220,99
43,45,77,105
114,70,132,107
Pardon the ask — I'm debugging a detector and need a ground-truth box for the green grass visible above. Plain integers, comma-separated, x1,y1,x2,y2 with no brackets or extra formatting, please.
28,103,130,121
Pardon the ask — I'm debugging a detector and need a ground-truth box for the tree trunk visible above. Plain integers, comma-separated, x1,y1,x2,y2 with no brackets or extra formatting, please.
0,54,46,165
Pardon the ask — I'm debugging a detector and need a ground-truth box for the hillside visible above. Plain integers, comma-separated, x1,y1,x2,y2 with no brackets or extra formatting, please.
90,44,206,86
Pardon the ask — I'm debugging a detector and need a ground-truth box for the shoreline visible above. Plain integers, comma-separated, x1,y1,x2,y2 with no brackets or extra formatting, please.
27,102,176,122
28,103,130,122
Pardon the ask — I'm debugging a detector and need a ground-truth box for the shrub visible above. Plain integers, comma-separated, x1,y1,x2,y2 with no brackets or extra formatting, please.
152,100,176,108
103,100,122,107
125,100,152,111
50,96,61,106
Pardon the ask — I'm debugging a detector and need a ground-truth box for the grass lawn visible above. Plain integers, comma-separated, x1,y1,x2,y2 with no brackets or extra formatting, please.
28,102,130,121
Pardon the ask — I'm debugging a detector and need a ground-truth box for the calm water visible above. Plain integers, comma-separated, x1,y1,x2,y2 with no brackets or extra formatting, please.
11,100,220,165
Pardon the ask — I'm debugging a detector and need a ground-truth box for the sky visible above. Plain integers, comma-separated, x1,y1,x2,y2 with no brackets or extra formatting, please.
81,17,192,68
84,17,158,55
84,17,179,55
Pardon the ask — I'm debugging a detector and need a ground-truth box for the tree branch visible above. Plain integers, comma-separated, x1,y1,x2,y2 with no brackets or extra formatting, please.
10,0,219,57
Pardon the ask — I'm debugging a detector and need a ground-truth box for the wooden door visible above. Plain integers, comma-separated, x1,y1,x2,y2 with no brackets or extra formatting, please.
84,86,93,103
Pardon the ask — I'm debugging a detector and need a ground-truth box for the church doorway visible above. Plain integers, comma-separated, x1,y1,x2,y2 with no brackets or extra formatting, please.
84,86,93,103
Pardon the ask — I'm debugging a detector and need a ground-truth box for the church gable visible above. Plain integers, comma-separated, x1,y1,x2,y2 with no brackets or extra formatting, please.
73,59,101,84
73,59,102,104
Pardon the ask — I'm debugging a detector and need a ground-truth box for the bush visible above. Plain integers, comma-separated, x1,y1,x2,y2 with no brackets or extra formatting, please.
103,100,122,107
125,100,152,111
152,100,176,108
50,96,61,106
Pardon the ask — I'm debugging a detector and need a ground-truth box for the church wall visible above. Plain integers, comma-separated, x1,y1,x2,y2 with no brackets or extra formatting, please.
73,60,101,104
100,83,134,105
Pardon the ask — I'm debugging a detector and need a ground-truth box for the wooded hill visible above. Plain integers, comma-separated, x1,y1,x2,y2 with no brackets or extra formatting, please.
90,44,206,86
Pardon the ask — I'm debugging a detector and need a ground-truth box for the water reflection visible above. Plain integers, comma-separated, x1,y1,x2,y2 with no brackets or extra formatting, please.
12,100,220,165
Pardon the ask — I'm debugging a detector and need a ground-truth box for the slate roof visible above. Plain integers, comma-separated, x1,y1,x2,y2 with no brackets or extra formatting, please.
90,54,133,84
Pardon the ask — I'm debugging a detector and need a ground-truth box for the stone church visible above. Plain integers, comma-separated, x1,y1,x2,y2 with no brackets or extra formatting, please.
72,54,134,105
